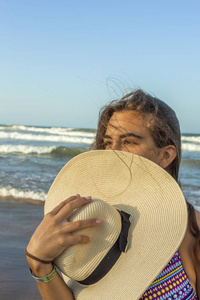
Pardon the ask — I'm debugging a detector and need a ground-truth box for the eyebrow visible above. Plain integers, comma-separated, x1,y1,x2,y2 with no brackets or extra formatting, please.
103,133,143,139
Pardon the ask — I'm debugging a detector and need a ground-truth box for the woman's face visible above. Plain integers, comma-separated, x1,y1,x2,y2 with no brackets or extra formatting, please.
103,110,163,166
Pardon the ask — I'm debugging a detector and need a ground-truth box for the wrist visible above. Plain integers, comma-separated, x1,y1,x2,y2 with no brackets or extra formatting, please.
26,256,53,277
29,264,57,283
24,247,53,277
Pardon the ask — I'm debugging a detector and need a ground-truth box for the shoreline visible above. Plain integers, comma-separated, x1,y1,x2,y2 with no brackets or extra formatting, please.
0,196,44,206
0,197,44,299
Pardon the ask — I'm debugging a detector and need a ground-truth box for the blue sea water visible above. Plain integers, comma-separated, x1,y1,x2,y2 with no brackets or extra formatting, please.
0,124,200,210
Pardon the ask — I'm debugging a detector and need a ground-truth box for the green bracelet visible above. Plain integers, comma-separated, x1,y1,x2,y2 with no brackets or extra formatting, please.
29,265,57,283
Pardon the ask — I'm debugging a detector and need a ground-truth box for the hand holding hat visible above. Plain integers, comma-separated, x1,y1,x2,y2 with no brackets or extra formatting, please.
26,195,101,267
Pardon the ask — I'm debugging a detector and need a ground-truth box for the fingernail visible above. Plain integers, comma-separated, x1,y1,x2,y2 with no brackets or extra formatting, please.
75,194,80,197
86,196,92,200
89,237,92,241
96,219,101,224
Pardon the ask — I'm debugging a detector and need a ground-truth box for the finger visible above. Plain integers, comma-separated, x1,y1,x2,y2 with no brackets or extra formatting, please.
65,234,92,245
55,196,92,222
51,195,80,215
63,218,101,233
56,234,91,251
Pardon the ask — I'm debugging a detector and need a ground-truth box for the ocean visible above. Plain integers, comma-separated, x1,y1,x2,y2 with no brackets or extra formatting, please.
0,124,200,210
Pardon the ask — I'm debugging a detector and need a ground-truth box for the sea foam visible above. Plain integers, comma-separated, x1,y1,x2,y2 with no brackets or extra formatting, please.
0,144,56,154
0,186,46,201
0,125,96,137
182,143,200,152
0,144,88,156
0,131,94,144
182,136,200,143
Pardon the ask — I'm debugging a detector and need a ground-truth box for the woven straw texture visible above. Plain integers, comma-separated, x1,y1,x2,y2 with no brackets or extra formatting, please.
45,150,188,300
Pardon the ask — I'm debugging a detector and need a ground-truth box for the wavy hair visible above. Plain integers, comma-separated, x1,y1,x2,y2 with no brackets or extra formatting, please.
92,89,199,264
93,89,180,180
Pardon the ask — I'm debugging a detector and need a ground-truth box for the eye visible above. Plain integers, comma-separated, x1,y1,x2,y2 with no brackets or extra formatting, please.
123,139,131,145
122,139,138,146
103,140,112,147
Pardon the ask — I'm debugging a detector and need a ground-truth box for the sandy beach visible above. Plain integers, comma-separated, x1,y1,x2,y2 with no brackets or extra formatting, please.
0,198,44,300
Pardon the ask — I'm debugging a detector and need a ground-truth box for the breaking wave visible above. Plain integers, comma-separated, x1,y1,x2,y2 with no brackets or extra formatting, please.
0,186,46,201
0,131,94,144
0,145,89,156
182,143,200,152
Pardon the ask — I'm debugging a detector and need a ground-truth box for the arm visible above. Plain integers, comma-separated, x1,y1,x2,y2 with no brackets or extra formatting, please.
27,259,74,300
25,195,101,300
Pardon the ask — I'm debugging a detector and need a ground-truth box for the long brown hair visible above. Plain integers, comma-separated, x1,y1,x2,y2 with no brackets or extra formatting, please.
93,89,200,263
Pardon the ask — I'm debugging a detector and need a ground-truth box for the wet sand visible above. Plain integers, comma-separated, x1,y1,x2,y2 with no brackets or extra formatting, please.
0,198,44,300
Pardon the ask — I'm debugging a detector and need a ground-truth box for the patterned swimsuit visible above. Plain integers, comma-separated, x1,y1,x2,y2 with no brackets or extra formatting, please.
139,250,198,300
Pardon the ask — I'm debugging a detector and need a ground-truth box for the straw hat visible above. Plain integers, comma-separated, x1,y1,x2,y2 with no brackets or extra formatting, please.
45,150,187,300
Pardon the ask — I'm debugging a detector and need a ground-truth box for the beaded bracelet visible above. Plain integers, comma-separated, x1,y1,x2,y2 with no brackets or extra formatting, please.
29,265,57,283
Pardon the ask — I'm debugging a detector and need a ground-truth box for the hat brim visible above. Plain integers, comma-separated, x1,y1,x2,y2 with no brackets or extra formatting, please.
45,150,187,300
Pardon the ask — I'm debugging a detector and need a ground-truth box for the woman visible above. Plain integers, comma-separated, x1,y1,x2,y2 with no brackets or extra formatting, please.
25,89,200,299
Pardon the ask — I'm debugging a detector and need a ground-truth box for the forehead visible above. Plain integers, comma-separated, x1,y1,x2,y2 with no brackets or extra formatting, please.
106,110,150,132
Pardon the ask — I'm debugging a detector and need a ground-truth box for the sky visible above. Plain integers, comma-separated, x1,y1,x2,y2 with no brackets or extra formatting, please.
0,0,200,133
